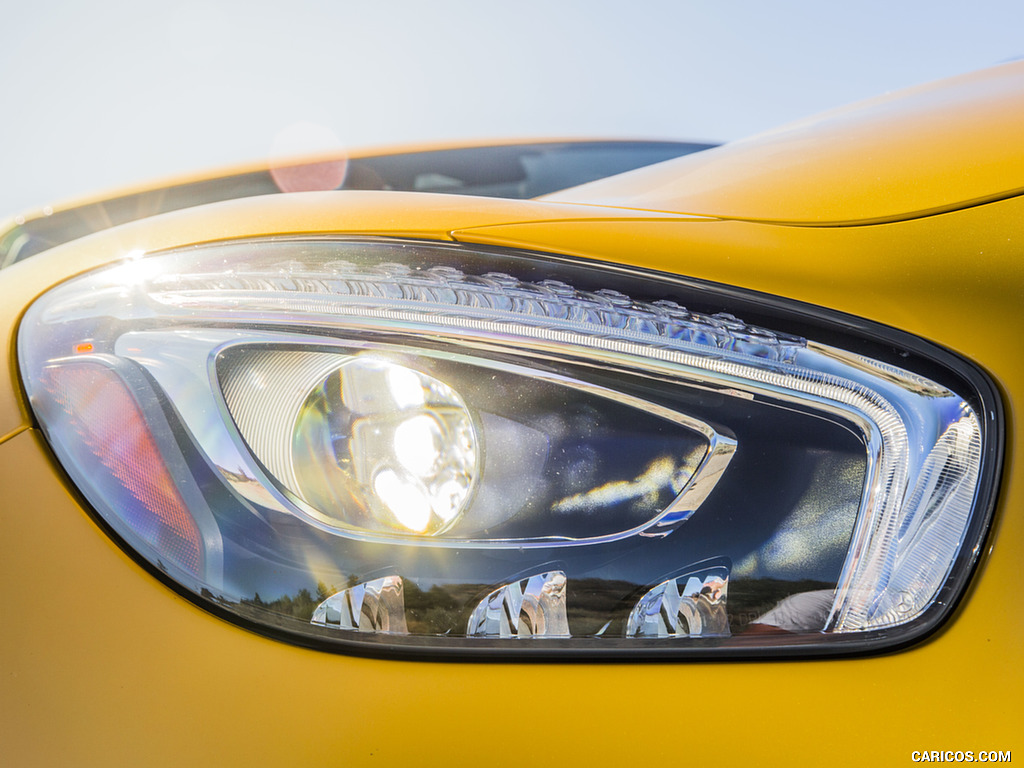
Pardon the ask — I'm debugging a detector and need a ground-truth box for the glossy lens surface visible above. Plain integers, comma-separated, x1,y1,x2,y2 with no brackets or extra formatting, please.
18,238,1000,658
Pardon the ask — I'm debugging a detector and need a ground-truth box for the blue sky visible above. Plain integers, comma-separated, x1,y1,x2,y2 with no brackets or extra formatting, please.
3,0,1022,215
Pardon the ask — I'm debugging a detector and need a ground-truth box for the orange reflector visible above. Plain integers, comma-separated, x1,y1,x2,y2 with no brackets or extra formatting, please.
43,362,203,576
73,342,94,354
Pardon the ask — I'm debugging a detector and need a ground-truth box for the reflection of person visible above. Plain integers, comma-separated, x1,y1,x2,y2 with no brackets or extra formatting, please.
747,589,834,633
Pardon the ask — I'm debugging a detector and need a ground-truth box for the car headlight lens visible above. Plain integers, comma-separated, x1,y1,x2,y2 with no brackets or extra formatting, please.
18,237,1001,658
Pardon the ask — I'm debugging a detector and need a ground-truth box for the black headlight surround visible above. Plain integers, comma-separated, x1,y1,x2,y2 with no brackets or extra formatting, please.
19,236,1004,661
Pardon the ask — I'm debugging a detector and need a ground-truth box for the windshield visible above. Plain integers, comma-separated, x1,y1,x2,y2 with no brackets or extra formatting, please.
0,140,714,267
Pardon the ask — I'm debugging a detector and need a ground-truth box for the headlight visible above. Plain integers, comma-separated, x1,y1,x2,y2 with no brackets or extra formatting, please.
18,237,1001,658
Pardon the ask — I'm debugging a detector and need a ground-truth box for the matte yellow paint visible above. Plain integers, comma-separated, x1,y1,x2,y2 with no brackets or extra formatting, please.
3,65,1022,766
548,61,1024,225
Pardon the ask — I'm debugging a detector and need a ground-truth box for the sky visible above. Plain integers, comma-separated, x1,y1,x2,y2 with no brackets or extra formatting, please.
2,0,1023,216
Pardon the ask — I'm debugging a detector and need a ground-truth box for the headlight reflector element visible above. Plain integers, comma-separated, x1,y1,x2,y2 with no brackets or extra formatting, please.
18,238,1000,658
222,351,480,536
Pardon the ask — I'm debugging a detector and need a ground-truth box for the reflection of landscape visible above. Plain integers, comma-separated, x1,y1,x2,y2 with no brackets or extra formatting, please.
224,577,834,638
725,579,833,633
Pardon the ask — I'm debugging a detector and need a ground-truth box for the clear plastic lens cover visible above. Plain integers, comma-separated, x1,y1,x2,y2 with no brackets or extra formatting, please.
18,238,1001,658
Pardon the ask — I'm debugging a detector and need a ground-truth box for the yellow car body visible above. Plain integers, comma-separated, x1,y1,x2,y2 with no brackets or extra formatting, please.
1,65,1021,766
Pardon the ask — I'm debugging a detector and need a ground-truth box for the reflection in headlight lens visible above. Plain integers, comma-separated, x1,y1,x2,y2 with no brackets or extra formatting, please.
626,562,730,638
467,571,570,638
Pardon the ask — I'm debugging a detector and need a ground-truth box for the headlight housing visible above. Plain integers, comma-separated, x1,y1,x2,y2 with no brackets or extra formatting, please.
18,237,1001,658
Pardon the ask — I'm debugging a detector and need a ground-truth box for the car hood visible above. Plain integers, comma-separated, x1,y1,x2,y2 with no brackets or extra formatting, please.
545,62,1024,226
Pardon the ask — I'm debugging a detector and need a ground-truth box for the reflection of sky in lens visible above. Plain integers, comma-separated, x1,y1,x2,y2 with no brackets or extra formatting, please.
430,360,710,540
